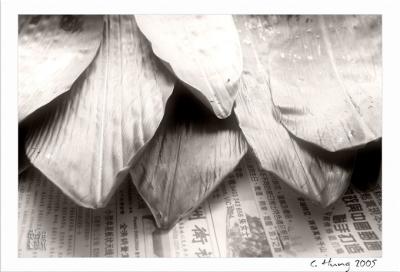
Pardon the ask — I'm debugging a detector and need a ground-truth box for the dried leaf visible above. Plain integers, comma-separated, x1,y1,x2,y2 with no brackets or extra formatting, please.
18,15,104,121
130,84,248,228
233,16,355,206
240,15,381,152
23,16,175,208
135,15,243,119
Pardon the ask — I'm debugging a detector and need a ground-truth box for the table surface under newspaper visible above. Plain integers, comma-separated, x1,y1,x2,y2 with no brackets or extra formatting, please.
18,155,382,257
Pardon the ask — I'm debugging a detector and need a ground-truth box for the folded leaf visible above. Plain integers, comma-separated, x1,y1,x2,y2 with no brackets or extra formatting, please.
23,15,175,208
240,15,381,152
18,15,104,121
233,16,355,206
135,15,243,119
129,84,248,229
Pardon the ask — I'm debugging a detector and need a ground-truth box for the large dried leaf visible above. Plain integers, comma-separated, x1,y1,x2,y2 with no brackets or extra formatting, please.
135,15,243,119
240,15,381,152
233,16,355,206
23,15,175,208
129,84,248,229
18,15,104,121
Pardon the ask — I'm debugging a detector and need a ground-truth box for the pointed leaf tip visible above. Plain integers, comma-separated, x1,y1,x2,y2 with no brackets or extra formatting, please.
135,15,243,119
130,84,248,229
23,15,175,209
233,15,355,206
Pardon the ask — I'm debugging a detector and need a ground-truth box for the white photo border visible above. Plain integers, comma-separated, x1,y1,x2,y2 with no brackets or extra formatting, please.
1,0,399,271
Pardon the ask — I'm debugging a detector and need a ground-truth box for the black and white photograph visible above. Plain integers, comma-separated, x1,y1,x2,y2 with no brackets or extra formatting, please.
3,2,400,271
16,14,383,259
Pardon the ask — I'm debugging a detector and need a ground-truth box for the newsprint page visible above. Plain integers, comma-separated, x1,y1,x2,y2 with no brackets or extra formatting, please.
18,155,382,258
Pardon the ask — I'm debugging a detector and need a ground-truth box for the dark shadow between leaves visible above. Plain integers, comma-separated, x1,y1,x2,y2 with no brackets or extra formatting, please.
163,81,240,132
130,81,248,229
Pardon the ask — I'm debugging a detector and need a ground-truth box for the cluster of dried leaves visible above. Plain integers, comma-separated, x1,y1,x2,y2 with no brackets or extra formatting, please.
18,15,381,229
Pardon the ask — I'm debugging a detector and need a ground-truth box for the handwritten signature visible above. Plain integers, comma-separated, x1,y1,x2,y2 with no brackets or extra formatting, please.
310,257,377,272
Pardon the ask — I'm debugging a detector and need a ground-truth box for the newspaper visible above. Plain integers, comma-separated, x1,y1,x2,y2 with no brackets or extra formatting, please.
18,155,382,257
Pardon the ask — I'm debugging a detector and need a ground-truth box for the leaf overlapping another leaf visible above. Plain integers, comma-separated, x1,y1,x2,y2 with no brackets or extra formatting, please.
233,15,357,206
130,83,248,228
241,15,382,152
18,15,104,121
136,15,243,119
18,15,382,228
23,15,175,208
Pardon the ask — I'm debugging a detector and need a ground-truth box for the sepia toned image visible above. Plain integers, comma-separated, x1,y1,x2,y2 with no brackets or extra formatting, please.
17,15,382,258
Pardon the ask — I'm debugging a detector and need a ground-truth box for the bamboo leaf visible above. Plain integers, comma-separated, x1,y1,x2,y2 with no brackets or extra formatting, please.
135,15,243,119
233,16,355,206
18,15,104,121
23,16,175,208
129,84,248,229
238,15,381,152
